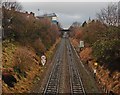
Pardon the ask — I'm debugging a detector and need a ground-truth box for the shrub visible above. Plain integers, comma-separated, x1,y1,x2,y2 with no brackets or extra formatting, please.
93,39,120,63
33,38,46,55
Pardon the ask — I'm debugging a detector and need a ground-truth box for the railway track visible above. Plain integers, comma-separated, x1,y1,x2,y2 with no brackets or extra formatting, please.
67,39,86,94
43,38,86,94
43,39,65,94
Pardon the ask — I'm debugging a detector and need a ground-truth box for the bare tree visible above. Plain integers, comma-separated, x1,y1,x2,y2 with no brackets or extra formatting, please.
97,3,118,26
2,0,22,11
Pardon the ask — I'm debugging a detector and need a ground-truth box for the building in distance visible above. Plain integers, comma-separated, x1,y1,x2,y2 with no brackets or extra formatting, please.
37,13,58,25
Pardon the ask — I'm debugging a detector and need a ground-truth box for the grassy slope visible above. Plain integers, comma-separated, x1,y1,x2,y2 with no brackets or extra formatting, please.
70,38,120,94
2,38,60,93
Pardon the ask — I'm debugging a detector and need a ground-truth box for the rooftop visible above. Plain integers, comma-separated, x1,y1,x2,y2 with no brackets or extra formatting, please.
37,13,57,18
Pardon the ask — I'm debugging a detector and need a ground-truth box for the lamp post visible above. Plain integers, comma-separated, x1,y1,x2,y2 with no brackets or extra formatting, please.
38,9,40,16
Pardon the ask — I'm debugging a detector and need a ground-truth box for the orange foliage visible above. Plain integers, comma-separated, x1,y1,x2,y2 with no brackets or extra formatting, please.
79,47,92,62
33,38,46,53
75,30,83,40
72,39,79,47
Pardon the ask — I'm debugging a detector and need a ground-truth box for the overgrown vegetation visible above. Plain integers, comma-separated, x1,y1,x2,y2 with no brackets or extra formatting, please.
2,1,60,92
92,26,120,71
70,3,120,72
2,5,59,55
70,3,120,93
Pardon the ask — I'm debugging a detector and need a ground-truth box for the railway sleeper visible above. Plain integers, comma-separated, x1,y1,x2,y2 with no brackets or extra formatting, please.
72,88,83,90
72,85,82,87
45,91,57,94
73,90,84,93
47,87,57,90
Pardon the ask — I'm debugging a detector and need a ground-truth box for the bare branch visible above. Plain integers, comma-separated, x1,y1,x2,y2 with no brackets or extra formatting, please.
96,3,118,26
2,0,22,11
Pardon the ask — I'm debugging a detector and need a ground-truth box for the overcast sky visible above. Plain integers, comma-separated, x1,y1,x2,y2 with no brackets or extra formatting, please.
20,2,114,28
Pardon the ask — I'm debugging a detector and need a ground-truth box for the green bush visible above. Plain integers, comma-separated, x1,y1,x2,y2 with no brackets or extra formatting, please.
92,39,120,64
81,20,107,45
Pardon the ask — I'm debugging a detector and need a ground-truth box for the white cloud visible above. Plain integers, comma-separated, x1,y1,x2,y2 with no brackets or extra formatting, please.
57,13,82,28
73,15,81,19
66,15,81,19
19,2,118,28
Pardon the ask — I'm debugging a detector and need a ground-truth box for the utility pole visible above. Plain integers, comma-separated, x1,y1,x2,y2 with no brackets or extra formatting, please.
37,9,40,16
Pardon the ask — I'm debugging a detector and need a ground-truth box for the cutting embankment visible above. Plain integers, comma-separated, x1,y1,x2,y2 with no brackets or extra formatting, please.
70,20,120,94
2,5,60,93
2,38,60,93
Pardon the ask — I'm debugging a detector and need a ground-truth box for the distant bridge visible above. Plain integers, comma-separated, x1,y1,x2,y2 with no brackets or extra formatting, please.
60,29,70,31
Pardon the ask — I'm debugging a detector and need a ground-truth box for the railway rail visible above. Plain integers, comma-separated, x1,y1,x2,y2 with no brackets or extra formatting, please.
43,38,86,94
67,39,86,94
43,39,65,94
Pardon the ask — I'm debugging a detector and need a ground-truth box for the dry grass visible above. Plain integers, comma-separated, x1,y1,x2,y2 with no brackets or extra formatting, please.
2,38,61,93
79,47,92,62
71,38,120,94
2,41,41,93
